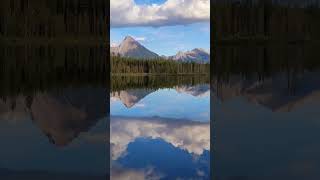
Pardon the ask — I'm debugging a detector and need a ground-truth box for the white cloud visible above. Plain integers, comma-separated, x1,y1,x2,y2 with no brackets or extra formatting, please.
111,42,119,47
110,116,210,160
110,96,120,102
196,169,205,177
134,103,146,107
133,36,146,42
111,166,164,180
111,0,210,27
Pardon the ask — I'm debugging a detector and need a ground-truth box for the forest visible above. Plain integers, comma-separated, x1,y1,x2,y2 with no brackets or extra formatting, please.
111,75,209,92
111,56,210,75
211,0,320,81
0,45,108,97
0,0,108,43
211,43,320,82
211,0,320,44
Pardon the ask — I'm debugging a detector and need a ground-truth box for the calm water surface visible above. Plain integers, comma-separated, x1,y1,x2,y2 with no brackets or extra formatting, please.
110,76,210,180
0,46,108,179
213,45,320,179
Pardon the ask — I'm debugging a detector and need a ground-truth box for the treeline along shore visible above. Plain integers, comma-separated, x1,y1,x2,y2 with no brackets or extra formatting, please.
0,45,108,97
0,0,109,43
212,43,320,81
211,0,320,81
111,75,210,92
211,0,320,44
111,56,210,75
0,0,109,97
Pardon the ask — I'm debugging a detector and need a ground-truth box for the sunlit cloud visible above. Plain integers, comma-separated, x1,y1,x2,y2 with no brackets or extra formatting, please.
132,36,146,42
111,0,210,27
111,42,119,47
111,166,164,180
110,116,210,160
134,103,146,108
196,169,206,177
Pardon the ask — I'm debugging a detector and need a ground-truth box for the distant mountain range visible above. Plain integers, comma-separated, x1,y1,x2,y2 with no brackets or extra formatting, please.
0,87,107,146
111,84,210,108
111,36,210,63
168,48,210,64
212,71,320,112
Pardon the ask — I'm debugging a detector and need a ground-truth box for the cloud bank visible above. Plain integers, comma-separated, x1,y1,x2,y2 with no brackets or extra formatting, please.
110,116,210,160
111,166,163,180
111,0,210,27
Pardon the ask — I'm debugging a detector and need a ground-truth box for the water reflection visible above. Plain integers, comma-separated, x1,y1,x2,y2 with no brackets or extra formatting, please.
213,71,320,112
111,84,210,121
212,44,320,179
111,117,210,160
0,46,108,179
110,76,210,180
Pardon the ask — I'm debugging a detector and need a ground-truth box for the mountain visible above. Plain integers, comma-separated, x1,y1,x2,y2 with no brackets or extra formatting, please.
0,87,107,146
169,48,210,63
111,89,155,108
212,71,320,112
111,36,159,59
110,85,210,108
111,36,210,63
176,84,210,97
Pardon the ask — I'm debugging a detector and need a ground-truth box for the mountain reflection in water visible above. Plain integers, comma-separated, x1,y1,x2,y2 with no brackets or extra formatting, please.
110,76,210,180
212,44,320,179
0,46,108,179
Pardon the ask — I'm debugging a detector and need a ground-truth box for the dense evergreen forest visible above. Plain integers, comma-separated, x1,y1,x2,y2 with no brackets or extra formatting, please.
211,0,320,43
0,45,108,97
0,1,109,96
0,0,108,43
211,43,320,82
211,0,320,81
111,75,209,92
111,56,210,75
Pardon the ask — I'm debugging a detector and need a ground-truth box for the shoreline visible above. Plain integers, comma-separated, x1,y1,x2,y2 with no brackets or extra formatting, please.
111,73,210,76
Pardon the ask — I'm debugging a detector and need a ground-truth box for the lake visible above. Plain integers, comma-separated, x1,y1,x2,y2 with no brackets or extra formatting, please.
5,43,320,179
212,45,320,179
110,75,211,180
0,45,108,180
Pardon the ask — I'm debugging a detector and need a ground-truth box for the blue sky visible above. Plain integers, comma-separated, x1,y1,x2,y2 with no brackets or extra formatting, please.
110,0,210,56
111,88,210,122
134,0,167,5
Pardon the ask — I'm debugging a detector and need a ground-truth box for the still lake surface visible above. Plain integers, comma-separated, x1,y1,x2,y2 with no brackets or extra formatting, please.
110,75,210,180
0,45,108,179
0,87,108,179
3,44,320,179
213,45,320,179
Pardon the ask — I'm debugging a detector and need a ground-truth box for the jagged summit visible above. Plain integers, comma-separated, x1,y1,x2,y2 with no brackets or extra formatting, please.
123,36,136,42
110,36,210,63
169,48,210,63
111,36,159,59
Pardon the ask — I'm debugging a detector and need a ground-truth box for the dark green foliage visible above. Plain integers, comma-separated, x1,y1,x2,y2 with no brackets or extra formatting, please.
212,43,320,81
211,0,320,43
211,1,320,82
111,75,209,92
0,0,108,42
0,45,108,97
111,56,210,75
